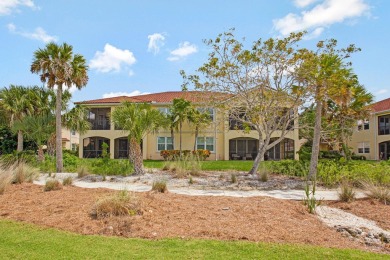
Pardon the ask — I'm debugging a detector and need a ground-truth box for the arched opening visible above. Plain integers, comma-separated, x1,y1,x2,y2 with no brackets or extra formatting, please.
82,137,110,158
266,138,294,160
379,141,390,160
114,137,129,159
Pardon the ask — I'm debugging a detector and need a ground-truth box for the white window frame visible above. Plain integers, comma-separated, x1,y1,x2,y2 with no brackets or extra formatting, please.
357,142,370,154
158,107,171,115
157,137,173,151
197,107,215,121
196,137,215,152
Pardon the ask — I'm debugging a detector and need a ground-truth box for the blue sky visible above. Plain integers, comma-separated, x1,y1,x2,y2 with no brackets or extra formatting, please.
1,0,389,103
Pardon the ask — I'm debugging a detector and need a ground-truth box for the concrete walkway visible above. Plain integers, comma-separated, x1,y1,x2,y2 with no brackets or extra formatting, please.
34,173,366,201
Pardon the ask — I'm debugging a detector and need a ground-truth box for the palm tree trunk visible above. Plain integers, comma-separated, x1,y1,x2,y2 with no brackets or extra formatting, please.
56,85,63,173
17,130,23,152
38,145,44,162
170,127,175,150
129,137,143,175
308,97,322,181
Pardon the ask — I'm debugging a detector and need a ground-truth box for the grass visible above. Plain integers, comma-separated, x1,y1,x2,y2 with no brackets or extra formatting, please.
152,179,168,193
362,182,390,205
0,220,387,259
44,179,62,192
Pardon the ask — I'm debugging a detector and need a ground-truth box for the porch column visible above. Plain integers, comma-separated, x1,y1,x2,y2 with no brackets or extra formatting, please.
110,138,115,159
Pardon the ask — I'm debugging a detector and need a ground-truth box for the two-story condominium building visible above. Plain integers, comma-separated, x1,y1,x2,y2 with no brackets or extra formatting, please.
349,97,390,160
76,91,300,161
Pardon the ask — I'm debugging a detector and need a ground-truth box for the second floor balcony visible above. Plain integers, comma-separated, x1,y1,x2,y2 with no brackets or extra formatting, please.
87,108,111,130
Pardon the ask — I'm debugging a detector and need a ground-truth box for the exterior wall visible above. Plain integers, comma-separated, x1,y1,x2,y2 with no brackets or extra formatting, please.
61,128,79,150
79,104,300,161
349,111,390,160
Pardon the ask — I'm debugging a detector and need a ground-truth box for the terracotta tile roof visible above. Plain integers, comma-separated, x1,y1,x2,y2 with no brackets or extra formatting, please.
371,97,390,113
76,91,230,105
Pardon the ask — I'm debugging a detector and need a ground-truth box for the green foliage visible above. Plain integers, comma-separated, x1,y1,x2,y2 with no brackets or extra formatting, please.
77,165,89,178
231,173,237,183
152,179,167,193
303,180,321,214
44,179,62,191
91,190,141,219
12,161,40,184
0,126,17,155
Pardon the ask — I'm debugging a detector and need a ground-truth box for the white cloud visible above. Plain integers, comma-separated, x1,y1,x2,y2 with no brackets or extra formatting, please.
273,0,370,37
7,23,57,43
0,0,36,15
375,89,388,95
90,44,136,73
128,70,135,77
102,90,150,98
167,41,198,61
293,0,319,8
147,33,165,54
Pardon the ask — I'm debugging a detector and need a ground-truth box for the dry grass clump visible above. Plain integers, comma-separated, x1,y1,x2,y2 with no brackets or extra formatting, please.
161,156,201,178
231,173,237,183
152,179,168,193
0,164,13,194
362,181,390,205
62,176,73,186
44,179,62,192
77,165,89,178
12,161,40,184
91,190,141,219
338,181,356,202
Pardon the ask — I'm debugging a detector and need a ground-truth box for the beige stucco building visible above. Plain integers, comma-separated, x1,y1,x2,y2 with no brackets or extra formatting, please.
61,128,79,151
349,97,390,160
76,91,300,161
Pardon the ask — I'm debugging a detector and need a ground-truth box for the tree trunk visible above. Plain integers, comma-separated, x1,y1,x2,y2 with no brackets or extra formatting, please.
56,85,63,173
129,137,144,175
194,126,198,151
248,139,267,175
179,121,182,155
308,97,322,180
38,145,44,162
17,130,23,152
170,127,175,150
47,134,56,156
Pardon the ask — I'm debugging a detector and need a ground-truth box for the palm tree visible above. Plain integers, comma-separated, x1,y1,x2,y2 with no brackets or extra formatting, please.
0,85,34,152
31,42,88,172
112,102,166,175
170,98,193,154
62,105,91,135
189,108,212,150
13,114,55,161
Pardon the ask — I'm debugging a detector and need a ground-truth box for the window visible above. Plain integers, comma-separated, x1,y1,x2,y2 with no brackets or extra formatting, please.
358,142,370,154
71,143,77,151
196,137,214,152
157,137,173,151
357,119,369,131
378,115,390,135
158,107,171,115
71,129,76,135
197,107,214,121
87,108,111,130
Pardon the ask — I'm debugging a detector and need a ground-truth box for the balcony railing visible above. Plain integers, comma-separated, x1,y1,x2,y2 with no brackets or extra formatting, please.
89,120,111,130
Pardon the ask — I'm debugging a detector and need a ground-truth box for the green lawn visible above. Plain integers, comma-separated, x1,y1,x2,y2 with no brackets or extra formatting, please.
0,220,387,259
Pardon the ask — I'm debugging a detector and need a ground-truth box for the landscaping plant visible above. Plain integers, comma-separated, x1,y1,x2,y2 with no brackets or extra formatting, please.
44,179,62,191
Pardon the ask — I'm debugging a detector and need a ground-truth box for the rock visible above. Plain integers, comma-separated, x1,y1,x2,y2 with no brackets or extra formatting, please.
379,233,390,243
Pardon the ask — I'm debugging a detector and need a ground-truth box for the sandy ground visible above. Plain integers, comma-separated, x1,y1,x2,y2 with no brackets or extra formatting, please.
0,183,384,253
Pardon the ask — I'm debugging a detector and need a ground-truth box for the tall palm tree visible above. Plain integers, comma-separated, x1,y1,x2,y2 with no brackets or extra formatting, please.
31,42,88,172
0,85,33,152
112,102,166,175
170,98,193,154
189,108,212,151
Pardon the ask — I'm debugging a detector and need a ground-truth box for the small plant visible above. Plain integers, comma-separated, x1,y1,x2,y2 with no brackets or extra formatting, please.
258,166,269,182
303,179,321,214
0,164,13,194
44,179,62,191
189,176,193,184
231,173,237,184
152,179,167,193
219,173,224,180
91,190,141,219
338,181,355,202
62,176,73,186
77,165,89,178
362,181,390,205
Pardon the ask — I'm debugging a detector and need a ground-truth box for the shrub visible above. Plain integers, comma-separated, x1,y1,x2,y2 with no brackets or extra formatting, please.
303,180,321,214
62,176,73,186
12,161,40,184
91,190,141,219
338,181,355,202
152,180,167,193
44,179,62,191
189,176,193,184
351,155,366,160
0,164,13,194
160,149,210,161
258,165,269,182
162,155,201,177
362,182,390,205
192,149,211,161
231,173,237,183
